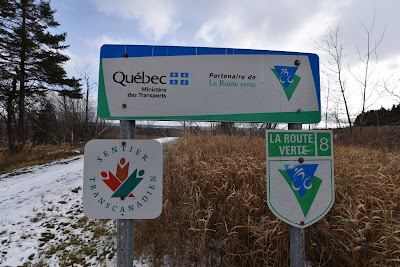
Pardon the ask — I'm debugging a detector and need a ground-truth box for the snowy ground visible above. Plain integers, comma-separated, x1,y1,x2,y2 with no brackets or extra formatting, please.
0,137,177,267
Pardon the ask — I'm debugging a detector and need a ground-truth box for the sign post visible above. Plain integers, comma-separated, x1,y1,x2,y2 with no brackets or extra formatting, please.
83,123,163,267
118,120,135,267
288,123,305,267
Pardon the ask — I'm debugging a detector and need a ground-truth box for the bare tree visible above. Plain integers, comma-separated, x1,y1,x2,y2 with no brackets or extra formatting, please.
320,70,332,129
179,120,195,134
317,25,353,141
382,74,400,103
350,13,385,142
76,65,96,140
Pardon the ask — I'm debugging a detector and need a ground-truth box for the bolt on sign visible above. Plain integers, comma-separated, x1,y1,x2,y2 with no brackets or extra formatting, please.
98,45,321,123
83,139,162,219
266,130,334,228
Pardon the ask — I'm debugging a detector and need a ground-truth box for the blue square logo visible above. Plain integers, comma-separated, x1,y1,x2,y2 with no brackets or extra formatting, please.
170,80,178,85
180,80,189,85
170,72,178,78
181,73,189,78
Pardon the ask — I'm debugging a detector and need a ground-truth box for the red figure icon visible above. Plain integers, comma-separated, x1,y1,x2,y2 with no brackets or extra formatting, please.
101,171,121,191
102,158,135,198
116,158,129,183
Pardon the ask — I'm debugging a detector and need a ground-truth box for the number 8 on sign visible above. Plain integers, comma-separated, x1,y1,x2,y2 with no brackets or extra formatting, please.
317,133,332,156
319,138,329,151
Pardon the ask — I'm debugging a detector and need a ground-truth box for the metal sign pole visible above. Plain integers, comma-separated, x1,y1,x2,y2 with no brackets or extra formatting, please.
118,120,135,267
290,226,305,266
288,123,305,267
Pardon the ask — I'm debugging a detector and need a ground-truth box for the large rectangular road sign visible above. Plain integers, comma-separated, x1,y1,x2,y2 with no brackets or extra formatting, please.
266,130,334,228
98,45,320,123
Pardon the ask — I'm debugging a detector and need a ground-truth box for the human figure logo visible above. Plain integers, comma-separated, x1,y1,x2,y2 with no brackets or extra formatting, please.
271,66,301,101
101,157,145,198
278,163,322,217
84,139,163,219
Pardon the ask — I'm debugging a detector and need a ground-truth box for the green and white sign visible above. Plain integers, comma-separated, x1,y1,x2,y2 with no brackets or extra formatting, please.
266,130,334,228
83,139,163,219
98,45,321,123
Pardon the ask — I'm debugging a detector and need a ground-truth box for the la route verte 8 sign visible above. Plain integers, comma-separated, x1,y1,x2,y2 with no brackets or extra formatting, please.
266,130,334,228
98,45,321,123
83,139,163,219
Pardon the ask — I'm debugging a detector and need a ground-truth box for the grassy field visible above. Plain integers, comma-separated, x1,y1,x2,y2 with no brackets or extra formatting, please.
0,135,156,173
135,134,400,266
0,144,82,173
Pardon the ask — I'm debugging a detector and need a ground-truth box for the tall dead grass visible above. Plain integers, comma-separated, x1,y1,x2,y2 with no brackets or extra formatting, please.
334,126,400,151
0,144,82,172
135,134,400,266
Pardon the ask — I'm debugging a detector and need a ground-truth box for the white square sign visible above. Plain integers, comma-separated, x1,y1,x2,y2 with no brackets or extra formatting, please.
83,139,163,219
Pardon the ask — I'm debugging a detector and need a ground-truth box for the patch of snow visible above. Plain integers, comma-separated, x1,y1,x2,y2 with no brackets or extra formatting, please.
0,137,177,266
155,137,178,144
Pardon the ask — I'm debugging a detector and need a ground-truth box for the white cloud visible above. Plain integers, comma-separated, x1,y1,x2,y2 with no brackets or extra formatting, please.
194,0,351,52
63,49,98,81
92,0,182,42
80,0,400,115
84,34,145,50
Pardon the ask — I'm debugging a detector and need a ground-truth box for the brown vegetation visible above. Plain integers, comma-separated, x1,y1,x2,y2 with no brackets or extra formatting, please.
135,134,400,266
334,126,400,150
0,144,82,173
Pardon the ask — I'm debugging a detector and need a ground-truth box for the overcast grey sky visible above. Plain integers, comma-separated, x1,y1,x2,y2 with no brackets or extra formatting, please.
52,0,400,123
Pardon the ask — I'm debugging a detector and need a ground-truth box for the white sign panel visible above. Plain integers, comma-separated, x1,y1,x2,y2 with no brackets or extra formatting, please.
266,130,334,228
83,139,162,219
98,45,321,123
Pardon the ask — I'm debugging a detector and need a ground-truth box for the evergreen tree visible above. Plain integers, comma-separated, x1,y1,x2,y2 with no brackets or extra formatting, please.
33,99,58,144
0,0,81,152
354,104,400,126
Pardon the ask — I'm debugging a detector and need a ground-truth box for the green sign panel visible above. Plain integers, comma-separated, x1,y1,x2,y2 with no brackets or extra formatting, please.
267,131,332,157
266,130,334,228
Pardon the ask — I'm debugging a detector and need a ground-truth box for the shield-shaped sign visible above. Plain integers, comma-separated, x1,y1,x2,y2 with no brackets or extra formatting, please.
266,130,334,228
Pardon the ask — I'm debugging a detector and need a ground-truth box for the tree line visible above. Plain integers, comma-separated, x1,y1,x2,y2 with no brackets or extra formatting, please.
354,104,400,127
0,1,397,155
0,0,108,154
318,13,400,141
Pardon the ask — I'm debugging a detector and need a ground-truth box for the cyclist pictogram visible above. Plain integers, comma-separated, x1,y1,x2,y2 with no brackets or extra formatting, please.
271,65,301,101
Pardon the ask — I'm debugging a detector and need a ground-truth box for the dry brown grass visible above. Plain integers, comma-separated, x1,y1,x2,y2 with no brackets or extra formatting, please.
0,134,155,173
135,134,400,266
334,126,400,151
0,144,82,173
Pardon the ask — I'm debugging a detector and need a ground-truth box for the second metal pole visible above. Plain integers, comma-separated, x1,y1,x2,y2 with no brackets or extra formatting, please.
117,120,136,267
288,123,305,267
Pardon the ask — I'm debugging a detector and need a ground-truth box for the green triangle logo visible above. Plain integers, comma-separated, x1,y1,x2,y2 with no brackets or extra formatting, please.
271,67,301,101
278,169,322,217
